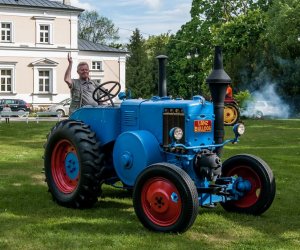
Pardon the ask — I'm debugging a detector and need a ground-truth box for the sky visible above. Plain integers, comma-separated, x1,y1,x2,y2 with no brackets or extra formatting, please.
68,0,193,43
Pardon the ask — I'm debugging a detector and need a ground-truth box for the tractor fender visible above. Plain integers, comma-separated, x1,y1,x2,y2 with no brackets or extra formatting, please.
113,130,163,186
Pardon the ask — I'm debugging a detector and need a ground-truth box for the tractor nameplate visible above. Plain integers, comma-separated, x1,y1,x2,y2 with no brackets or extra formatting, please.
194,120,212,132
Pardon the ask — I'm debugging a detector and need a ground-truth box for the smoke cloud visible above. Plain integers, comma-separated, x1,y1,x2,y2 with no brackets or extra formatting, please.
241,84,290,119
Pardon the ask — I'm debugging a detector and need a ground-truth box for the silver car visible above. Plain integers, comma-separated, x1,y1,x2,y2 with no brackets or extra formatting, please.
242,100,282,119
48,98,71,117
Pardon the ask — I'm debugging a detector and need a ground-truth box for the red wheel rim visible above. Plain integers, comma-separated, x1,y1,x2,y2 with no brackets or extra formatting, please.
141,177,182,227
51,139,79,193
227,165,262,208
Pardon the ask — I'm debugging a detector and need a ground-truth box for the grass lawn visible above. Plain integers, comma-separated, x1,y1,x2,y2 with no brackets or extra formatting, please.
0,119,299,250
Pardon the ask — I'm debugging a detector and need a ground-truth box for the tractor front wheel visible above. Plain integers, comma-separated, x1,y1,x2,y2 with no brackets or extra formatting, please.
133,163,198,233
224,103,240,126
44,120,105,208
221,154,276,215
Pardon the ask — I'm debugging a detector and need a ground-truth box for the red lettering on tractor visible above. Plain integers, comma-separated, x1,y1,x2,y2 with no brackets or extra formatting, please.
194,120,212,132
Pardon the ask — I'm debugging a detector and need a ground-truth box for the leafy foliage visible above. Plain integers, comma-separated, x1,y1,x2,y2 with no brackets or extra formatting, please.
190,0,270,23
164,0,270,100
145,33,170,95
124,0,299,112
211,9,267,91
265,0,300,103
78,11,119,45
166,20,212,99
234,90,252,108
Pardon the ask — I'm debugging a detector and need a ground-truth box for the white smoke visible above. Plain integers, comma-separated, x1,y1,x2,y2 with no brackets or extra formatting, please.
241,84,290,119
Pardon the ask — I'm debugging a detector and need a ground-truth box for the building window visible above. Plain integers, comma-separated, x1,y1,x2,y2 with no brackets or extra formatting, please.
39,70,50,92
39,25,50,43
1,22,12,42
32,59,57,95
92,61,102,70
0,69,12,92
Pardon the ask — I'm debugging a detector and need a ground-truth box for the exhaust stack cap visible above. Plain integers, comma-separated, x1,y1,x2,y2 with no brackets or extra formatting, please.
206,46,231,156
206,46,231,85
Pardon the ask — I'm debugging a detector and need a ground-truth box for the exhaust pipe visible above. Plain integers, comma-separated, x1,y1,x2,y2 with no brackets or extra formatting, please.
156,55,168,97
206,46,231,155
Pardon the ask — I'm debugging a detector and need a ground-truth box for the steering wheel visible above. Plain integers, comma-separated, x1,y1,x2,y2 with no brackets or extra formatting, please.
92,81,121,106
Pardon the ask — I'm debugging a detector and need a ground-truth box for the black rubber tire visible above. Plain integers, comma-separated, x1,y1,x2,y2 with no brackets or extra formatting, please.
221,154,276,215
133,163,198,233
44,120,105,208
224,103,240,126
255,111,264,119
56,109,65,117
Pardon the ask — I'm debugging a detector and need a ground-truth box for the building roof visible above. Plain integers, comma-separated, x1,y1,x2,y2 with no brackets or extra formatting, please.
0,0,84,12
78,39,127,54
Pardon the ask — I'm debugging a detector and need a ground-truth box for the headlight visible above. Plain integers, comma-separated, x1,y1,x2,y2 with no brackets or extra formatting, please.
233,123,245,136
169,127,183,141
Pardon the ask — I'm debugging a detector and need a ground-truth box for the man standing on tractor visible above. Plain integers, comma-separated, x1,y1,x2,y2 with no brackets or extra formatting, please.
64,53,100,114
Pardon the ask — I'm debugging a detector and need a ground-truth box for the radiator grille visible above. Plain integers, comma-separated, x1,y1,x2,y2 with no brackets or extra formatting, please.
163,108,185,146
123,110,137,126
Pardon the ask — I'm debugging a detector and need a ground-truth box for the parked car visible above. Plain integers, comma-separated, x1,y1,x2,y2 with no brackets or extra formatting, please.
0,98,31,112
241,100,281,118
47,98,71,117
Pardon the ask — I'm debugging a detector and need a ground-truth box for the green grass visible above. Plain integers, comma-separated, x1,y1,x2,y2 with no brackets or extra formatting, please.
0,120,299,250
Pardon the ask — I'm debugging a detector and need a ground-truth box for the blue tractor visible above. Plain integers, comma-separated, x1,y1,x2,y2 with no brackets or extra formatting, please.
44,47,275,233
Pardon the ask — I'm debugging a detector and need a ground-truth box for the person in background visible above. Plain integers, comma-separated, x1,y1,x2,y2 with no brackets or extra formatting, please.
3,104,12,123
225,84,233,99
64,53,100,114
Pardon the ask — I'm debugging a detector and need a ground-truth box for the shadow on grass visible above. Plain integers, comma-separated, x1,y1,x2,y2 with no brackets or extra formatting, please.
0,175,298,236
194,195,300,248
0,182,139,232
1,171,299,249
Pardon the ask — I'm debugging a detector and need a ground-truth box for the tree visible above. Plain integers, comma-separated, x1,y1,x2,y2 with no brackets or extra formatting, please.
145,33,170,95
265,0,300,109
165,0,273,98
126,29,153,98
166,20,212,99
209,0,300,112
78,11,119,45
211,9,268,91
163,0,299,113
190,0,270,24
266,0,300,59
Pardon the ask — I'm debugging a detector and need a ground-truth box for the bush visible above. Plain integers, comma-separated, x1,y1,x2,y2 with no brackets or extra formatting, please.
234,90,252,108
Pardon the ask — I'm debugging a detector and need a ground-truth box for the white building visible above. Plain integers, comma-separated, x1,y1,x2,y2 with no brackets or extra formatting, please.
0,0,127,108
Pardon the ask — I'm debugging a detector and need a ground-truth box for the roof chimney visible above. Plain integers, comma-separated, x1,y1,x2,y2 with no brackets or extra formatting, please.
63,0,71,5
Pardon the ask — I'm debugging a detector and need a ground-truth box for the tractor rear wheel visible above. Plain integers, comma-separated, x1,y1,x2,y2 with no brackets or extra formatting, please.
44,120,105,208
133,163,198,233
221,154,276,215
224,103,240,126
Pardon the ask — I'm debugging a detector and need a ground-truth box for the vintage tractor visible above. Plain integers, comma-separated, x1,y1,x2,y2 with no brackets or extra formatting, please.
44,47,275,233
224,96,240,126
